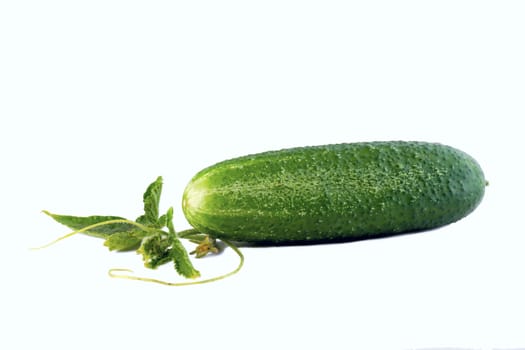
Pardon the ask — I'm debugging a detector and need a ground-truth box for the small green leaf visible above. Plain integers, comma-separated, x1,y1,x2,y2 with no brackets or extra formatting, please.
104,231,145,252
43,211,136,238
157,214,167,228
137,231,172,269
136,176,163,227
171,239,201,279
166,207,176,235
165,207,200,278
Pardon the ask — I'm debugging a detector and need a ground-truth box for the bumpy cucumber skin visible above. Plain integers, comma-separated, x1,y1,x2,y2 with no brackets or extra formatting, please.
182,142,486,243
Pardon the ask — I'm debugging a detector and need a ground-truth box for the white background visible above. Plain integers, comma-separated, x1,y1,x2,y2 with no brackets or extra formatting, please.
1,1,524,349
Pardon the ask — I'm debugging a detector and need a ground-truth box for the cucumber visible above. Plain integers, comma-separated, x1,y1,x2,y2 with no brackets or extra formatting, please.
182,141,486,243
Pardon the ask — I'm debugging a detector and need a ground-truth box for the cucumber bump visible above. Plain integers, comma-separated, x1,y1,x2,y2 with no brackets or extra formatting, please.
182,141,486,243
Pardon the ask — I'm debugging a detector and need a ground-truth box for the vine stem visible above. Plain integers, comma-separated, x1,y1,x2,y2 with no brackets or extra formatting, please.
108,239,244,286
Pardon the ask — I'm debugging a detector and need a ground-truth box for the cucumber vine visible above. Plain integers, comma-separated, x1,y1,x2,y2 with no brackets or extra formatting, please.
34,176,244,286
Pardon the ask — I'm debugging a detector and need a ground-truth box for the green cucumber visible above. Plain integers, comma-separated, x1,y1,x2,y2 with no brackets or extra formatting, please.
182,141,486,243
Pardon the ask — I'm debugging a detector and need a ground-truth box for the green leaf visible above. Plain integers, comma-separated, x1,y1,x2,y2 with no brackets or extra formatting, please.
136,176,163,227
104,231,145,252
43,211,136,238
137,231,172,269
166,207,200,278
157,214,167,228
171,239,201,279
166,206,176,235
